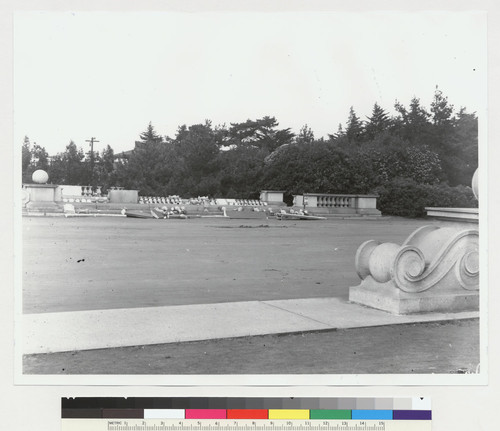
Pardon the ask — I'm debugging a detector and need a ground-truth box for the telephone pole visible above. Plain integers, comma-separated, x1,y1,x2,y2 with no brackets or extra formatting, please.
85,137,100,187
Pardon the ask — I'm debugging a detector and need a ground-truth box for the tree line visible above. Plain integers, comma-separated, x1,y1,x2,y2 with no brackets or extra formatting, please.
22,88,478,217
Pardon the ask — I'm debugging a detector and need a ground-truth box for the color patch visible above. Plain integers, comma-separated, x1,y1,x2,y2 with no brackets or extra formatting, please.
144,409,185,419
102,409,143,419
374,398,394,410
227,409,268,419
393,410,432,420
412,397,432,410
393,398,413,410
352,410,393,420
310,409,351,420
337,399,357,410
356,399,375,410
61,409,102,418
185,409,226,419
268,409,309,420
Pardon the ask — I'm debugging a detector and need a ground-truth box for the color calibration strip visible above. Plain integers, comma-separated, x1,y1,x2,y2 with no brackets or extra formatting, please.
61,397,431,420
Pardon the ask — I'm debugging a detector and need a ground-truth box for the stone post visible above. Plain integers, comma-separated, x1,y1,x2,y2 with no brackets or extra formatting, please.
23,170,60,212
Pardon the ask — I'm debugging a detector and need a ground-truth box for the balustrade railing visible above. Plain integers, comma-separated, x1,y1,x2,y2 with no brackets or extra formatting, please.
80,186,104,197
317,195,353,208
57,184,108,203
295,193,380,216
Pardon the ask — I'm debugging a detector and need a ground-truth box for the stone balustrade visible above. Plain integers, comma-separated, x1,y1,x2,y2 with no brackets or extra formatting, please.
316,194,352,208
294,193,381,216
55,185,104,200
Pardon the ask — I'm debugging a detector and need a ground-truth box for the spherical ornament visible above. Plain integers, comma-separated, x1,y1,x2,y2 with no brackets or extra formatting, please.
471,168,478,200
32,169,49,184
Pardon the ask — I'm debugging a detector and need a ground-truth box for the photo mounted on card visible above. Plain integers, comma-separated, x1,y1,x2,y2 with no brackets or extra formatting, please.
14,10,487,386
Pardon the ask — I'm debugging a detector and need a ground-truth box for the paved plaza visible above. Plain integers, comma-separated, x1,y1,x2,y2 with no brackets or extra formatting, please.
23,216,451,313
21,215,479,374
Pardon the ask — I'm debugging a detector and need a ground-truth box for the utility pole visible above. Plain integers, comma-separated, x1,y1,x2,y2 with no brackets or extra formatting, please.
85,137,99,187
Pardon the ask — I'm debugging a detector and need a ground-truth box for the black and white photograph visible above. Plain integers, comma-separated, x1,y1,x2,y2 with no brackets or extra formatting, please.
13,7,487,386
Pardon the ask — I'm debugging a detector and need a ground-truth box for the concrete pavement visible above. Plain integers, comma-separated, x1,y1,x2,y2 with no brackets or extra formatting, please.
22,296,478,354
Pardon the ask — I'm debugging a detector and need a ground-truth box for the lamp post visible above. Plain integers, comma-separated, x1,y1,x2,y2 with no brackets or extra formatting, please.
85,137,99,189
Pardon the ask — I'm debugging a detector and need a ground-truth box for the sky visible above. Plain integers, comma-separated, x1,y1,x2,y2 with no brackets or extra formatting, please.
14,10,486,156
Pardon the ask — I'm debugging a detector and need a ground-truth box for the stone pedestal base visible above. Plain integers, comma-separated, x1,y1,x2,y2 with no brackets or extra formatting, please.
260,190,285,205
349,277,479,315
109,189,139,204
25,201,61,212
349,224,479,315
23,183,62,212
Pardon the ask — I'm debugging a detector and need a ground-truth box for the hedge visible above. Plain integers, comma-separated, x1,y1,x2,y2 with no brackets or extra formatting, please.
375,177,477,218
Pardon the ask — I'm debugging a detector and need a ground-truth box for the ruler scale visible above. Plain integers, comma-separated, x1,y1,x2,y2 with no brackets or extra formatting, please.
62,420,429,431
61,398,431,431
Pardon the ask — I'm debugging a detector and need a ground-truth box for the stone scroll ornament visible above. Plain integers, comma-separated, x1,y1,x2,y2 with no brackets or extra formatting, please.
349,168,479,313
354,224,479,294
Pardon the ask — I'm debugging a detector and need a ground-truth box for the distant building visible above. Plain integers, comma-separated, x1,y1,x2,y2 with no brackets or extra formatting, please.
113,149,134,166
113,140,155,166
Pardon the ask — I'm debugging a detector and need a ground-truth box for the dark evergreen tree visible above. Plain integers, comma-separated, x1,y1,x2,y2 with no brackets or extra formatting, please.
94,144,116,192
46,154,62,183
431,87,454,127
327,123,346,144
345,106,364,144
101,145,115,175
48,141,88,184
228,116,295,153
295,124,315,145
217,145,267,198
428,87,476,185
65,141,87,184
445,107,478,186
213,123,231,148
22,136,32,182
365,103,391,140
22,137,51,183
394,97,432,145
31,143,49,171
429,87,455,157
138,122,163,144
115,125,172,195
170,121,221,196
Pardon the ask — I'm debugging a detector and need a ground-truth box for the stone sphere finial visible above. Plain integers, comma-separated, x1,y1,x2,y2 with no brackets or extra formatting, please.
471,168,478,200
32,169,49,184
